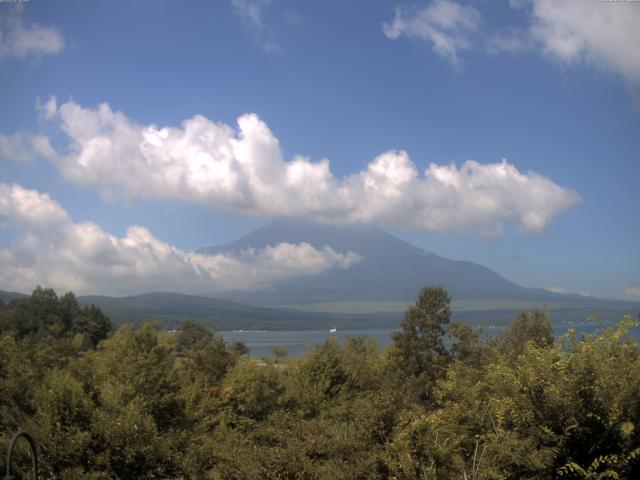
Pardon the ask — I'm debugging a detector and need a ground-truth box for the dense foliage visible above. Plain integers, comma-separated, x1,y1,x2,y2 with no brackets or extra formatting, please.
1,286,639,479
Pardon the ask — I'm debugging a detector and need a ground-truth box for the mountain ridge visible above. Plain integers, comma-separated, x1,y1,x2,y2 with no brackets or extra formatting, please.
1,287,637,331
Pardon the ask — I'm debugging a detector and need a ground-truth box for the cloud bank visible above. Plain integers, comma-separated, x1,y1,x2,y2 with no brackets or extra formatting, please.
0,18,64,58
30,97,580,236
0,182,360,296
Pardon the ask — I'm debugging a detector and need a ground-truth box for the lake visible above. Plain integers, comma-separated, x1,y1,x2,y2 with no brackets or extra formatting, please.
219,322,634,359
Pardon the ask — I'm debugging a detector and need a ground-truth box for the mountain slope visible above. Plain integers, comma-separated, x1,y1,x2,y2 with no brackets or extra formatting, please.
0,290,27,303
199,219,565,304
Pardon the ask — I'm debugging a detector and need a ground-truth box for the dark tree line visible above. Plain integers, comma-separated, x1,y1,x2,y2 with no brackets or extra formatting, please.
0,286,111,346
1,286,639,479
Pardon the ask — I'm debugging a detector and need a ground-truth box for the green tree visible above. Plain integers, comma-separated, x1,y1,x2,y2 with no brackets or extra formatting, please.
87,323,185,478
289,336,348,417
176,320,213,351
501,309,554,357
554,316,640,478
0,286,60,339
448,321,483,363
215,358,285,430
176,321,233,387
272,345,289,362
228,340,250,357
175,321,235,431
31,368,95,478
391,285,452,403
0,288,111,345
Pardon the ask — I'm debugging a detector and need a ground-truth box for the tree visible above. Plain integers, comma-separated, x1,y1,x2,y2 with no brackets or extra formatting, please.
176,320,214,352
31,368,95,477
176,321,233,386
391,285,452,403
87,323,185,478
72,305,112,346
290,336,348,417
0,288,111,345
272,345,289,362
218,359,285,425
0,286,60,339
448,321,482,363
501,310,553,357
228,340,249,357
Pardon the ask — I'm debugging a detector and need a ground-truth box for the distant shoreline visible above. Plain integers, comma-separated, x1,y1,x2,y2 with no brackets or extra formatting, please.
218,321,638,359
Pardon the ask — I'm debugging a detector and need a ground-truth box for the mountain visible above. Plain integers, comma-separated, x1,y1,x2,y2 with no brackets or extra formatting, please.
0,290,27,303
2,221,637,330
198,219,572,305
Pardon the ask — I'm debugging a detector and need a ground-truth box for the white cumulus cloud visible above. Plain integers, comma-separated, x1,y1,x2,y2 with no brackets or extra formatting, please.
0,18,64,58
383,0,480,67
385,1,640,101
0,182,360,296
30,96,580,236
507,0,640,99
530,1,640,81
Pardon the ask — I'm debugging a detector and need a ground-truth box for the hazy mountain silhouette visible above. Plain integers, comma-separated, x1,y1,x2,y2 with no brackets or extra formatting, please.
198,219,571,305
2,221,635,330
0,290,27,303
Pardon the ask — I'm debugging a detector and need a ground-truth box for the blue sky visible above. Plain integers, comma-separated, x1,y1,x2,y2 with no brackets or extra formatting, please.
0,0,638,299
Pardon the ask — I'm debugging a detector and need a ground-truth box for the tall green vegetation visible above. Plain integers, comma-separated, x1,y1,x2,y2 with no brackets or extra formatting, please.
391,286,452,404
1,286,639,479
0,286,111,346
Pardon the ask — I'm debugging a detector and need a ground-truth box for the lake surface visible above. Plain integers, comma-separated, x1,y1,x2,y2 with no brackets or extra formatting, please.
219,322,634,359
